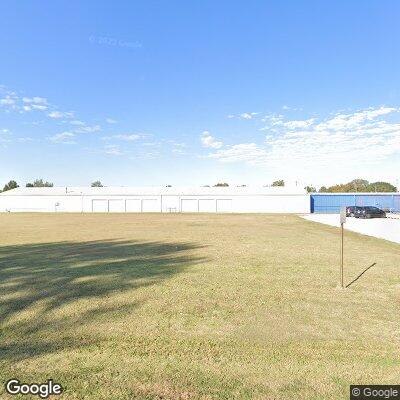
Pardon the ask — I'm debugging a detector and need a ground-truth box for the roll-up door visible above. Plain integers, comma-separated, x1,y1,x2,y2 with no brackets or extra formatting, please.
92,199,108,212
216,199,232,213
198,199,216,212
181,199,198,212
108,199,125,212
142,199,159,212
126,199,142,212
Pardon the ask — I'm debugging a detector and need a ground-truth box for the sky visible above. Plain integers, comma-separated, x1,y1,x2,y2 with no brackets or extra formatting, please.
0,0,400,189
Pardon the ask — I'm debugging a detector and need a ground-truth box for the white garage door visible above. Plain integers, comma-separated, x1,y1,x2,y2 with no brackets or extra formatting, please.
142,199,159,212
181,199,198,212
108,199,125,212
198,199,216,212
126,199,142,212
92,199,108,212
216,199,232,213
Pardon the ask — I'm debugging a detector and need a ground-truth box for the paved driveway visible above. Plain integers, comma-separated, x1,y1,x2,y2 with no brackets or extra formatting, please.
302,214,400,244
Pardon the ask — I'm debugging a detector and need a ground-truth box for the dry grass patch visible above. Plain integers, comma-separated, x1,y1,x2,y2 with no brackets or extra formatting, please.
0,213,399,399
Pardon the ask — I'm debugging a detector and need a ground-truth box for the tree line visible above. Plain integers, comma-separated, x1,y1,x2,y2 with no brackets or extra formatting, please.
0,178,397,193
0,179,106,192
317,179,397,193
1,179,54,192
213,179,397,192
210,180,284,187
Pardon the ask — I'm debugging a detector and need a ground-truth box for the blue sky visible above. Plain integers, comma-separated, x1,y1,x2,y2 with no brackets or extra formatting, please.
1,0,400,188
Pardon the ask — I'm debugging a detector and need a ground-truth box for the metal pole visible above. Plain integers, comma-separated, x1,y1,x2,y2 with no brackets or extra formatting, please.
341,223,344,288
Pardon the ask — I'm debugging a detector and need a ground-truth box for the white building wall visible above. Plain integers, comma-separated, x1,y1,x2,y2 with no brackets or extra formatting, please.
232,195,309,213
0,190,310,214
0,195,83,212
177,195,309,213
161,195,180,212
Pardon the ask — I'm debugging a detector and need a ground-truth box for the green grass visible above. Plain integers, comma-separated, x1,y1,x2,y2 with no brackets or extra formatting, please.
0,213,399,399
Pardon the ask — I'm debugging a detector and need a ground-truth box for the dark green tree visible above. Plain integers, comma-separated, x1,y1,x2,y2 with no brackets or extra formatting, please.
91,181,103,187
26,179,53,187
367,181,397,192
3,180,19,192
319,179,396,193
272,180,285,187
350,179,369,191
304,185,316,193
213,183,229,187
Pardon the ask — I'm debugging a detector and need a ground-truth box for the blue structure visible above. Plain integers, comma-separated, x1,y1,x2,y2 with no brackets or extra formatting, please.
310,193,400,213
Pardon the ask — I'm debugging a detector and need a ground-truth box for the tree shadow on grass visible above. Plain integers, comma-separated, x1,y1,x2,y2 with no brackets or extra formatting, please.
0,239,207,362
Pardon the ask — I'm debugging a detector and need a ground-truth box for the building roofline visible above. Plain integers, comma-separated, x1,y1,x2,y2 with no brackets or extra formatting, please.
0,186,307,196
311,192,399,195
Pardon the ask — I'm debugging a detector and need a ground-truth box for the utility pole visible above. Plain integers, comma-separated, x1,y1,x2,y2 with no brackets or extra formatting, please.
341,222,344,288
340,207,346,288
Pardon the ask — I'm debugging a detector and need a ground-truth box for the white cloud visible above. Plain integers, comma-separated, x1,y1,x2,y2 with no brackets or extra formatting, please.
314,107,396,131
282,118,315,130
75,125,101,133
206,106,400,182
0,128,12,144
48,110,74,119
262,115,315,130
0,137,11,145
102,133,141,141
0,92,19,113
170,141,187,155
167,139,186,148
106,118,117,124
29,104,48,111
172,147,187,155
33,105,47,111
228,112,259,120
1,92,51,113
17,137,34,143
49,131,76,144
0,96,16,106
261,114,284,127
21,98,49,111
0,128,11,146
48,111,63,119
133,149,160,159
201,131,223,149
0,87,104,137
112,134,140,141
239,113,256,119
141,141,160,147
281,105,302,111
70,120,85,126
23,96,48,105
208,143,267,163
104,144,123,155
171,142,186,153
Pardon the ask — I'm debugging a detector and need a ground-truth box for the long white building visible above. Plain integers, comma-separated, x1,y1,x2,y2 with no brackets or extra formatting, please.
0,186,309,213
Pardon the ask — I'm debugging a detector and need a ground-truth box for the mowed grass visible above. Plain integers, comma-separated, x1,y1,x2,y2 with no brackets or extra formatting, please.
0,213,399,400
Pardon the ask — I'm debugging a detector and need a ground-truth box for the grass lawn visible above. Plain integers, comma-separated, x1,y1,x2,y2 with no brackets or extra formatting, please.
0,213,399,399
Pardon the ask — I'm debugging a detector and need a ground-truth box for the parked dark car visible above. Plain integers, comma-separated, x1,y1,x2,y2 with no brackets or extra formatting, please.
346,206,363,217
355,206,386,219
